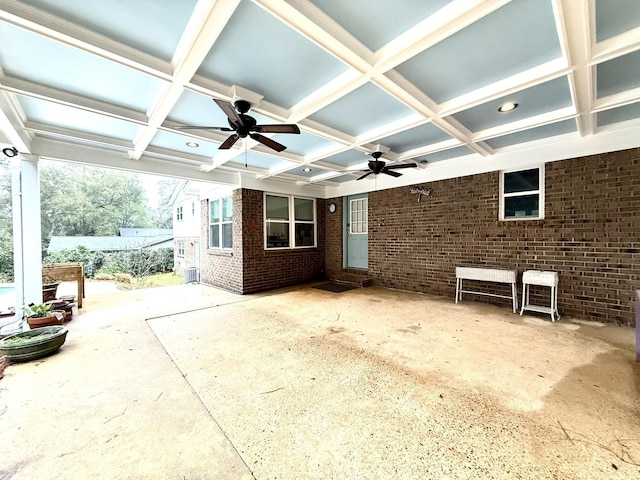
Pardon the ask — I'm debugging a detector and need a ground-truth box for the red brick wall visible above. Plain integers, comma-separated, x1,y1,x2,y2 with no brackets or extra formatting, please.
199,190,244,293
361,148,639,326
325,197,344,275
200,189,326,294
240,189,325,293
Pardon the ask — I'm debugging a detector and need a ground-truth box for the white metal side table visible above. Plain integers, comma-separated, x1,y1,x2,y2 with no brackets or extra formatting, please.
520,270,560,321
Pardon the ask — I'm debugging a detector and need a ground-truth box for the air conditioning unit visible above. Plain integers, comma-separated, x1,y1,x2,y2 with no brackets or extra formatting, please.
184,267,199,284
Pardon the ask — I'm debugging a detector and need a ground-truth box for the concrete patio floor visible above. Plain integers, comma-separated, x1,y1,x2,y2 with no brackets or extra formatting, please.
1,281,639,479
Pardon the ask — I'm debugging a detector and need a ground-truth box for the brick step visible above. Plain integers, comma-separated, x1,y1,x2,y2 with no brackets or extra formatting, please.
329,272,372,288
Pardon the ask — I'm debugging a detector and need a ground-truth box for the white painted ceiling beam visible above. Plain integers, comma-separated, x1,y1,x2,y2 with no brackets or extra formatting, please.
592,87,640,112
472,106,577,142
1,76,148,124
130,0,241,160
0,90,31,152
436,59,571,118
591,26,640,64
24,121,132,150
557,0,594,136
374,0,510,72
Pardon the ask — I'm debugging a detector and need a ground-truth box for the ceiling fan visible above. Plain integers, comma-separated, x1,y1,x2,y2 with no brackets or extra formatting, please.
174,98,300,152
357,152,417,180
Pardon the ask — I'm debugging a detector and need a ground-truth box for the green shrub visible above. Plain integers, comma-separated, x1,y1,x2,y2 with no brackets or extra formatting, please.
44,246,173,280
43,246,105,278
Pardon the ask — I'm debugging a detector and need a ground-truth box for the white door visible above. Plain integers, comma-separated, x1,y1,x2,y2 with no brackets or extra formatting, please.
345,194,368,269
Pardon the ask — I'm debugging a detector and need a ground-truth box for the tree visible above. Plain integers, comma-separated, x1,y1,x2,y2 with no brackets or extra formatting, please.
0,165,12,281
40,163,152,248
150,177,179,229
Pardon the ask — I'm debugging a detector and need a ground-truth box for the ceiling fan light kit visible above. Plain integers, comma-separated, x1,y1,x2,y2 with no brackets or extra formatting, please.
356,151,418,180
175,98,300,152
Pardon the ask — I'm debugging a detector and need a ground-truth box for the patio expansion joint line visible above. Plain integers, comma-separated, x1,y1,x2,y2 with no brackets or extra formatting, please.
143,285,303,323
146,318,259,480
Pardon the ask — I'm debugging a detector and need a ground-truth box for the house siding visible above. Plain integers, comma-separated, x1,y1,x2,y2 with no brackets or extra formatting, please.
356,148,639,326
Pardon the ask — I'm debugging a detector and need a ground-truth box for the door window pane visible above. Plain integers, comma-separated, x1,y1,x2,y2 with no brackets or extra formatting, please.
350,198,368,234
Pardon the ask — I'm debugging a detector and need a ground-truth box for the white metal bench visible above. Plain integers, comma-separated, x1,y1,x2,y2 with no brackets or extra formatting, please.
455,267,518,313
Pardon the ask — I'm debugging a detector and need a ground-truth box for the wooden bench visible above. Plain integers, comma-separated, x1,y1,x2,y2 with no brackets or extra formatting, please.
455,266,518,313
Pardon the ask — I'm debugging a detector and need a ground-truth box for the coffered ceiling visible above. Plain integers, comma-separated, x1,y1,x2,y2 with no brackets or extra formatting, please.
1,0,639,197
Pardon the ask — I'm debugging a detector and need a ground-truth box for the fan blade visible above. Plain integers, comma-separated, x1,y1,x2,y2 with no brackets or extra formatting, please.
214,99,243,127
174,125,234,132
249,133,287,152
254,124,300,134
356,171,374,180
219,134,240,149
382,169,402,177
386,162,418,170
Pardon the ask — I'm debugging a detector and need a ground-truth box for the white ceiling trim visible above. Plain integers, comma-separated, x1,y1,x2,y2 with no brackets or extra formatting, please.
1,75,149,124
0,0,172,79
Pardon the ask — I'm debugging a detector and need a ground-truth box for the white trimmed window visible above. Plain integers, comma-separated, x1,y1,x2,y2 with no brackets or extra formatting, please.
209,196,233,249
500,166,544,220
177,241,185,256
349,197,368,234
176,205,183,221
191,201,195,216
265,194,316,249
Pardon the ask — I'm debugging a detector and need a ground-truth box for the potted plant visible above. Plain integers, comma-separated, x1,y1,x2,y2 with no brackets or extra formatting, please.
0,325,68,362
42,274,61,302
23,303,65,328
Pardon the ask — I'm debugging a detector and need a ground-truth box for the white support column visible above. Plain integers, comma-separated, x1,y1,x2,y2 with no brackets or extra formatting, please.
12,156,42,322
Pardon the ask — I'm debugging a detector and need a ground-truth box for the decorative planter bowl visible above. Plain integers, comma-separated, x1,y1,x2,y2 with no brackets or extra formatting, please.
42,282,61,302
0,326,68,362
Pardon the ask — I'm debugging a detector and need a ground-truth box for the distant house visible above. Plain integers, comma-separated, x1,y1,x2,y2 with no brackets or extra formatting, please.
47,229,173,254
119,228,172,238
169,181,203,276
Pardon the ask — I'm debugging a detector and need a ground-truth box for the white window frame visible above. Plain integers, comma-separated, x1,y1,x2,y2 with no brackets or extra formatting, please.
264,193,316,249
499,165,544,221
209,196,233,250
349,197,368,234
177,241,185,256
176,205,183,221
191,201,195,216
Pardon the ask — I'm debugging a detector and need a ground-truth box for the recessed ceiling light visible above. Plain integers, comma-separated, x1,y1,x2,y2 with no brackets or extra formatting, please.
498,102,518,113
186,141,199,148
303,167,312,172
